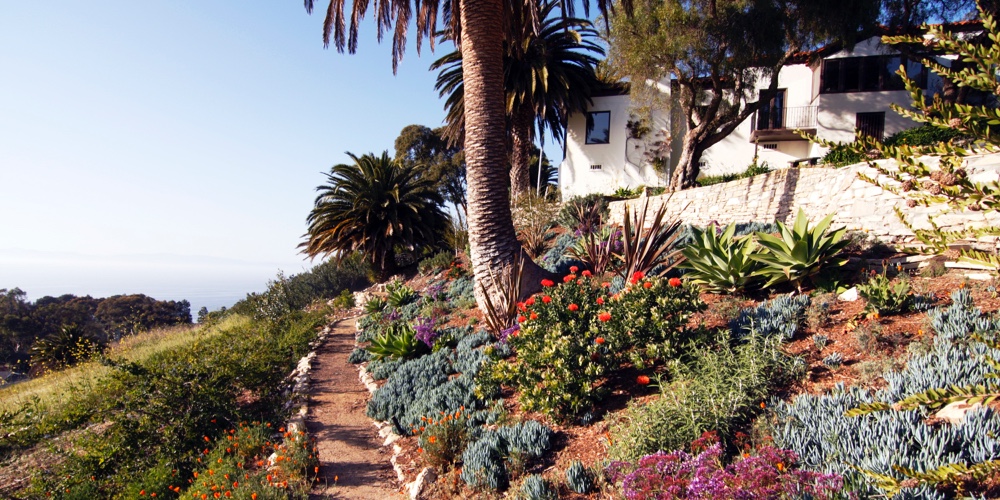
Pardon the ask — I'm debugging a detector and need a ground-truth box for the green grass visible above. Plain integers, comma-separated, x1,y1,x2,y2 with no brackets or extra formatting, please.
0,315,247,416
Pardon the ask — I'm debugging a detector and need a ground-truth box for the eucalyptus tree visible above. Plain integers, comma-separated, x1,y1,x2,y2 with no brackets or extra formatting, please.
430,2,604,197
300,152,448,279
302,0,622,312
608,0,880,189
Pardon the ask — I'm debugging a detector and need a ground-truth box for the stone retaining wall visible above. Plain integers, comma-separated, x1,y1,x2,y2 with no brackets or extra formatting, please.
608,155,1000,247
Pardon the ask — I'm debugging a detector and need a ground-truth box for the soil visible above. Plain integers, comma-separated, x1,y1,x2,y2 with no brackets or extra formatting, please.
307,317,403,499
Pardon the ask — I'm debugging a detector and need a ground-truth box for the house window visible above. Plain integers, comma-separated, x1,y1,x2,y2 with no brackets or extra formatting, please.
856,112,885,141
585,111,611,144
821,55,921,93
761,143,779,150
756,90,786,130
590,164,603,170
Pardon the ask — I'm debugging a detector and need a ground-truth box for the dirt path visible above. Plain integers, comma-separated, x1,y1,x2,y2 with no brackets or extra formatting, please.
307,317,401,499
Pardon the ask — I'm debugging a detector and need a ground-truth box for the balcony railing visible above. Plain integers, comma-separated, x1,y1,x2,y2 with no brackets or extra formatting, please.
750,105,817,142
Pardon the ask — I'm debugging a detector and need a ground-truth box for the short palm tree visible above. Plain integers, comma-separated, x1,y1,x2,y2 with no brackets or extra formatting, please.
431,2,604,197
301,152,448,279
30,324,105,373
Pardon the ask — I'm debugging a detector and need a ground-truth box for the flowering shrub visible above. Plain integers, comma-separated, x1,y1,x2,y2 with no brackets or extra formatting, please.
482,272,705,419
606,433,844,499
602,274,707,368
414,408,469,471
414,316,438,347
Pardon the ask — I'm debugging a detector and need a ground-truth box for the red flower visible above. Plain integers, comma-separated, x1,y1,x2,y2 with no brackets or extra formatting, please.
643,282,652,289
541,279,555,287
517,315,526,323
517,302,527,312
596,297,605,305
595,336,606,344
669,277,682,287
568,303,579,312
601,282,611,288
542,295,552,304
529,312,538,320
637,375,651,385
581,270,592,277
563,274,577,283
570,266,579,273
598,312,612,322
630,271,645,284
525,297,535,306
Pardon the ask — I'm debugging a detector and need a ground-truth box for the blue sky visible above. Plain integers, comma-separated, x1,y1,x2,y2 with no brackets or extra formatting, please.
0,2,564,309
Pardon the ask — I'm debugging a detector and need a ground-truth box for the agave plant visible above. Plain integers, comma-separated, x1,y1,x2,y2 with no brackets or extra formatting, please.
366,322,426,361
750,209,850,292
30,324,105,372
364,297,387,314
679,223,762,294
386,283,418,307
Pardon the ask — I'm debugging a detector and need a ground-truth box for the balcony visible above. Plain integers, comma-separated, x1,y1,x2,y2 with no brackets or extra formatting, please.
749,105,817,143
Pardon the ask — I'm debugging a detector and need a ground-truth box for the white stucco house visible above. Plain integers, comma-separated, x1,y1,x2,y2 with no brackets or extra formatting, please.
558,34,954,199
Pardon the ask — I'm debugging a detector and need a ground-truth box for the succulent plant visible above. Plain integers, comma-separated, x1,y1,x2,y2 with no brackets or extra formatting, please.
565,460,594,494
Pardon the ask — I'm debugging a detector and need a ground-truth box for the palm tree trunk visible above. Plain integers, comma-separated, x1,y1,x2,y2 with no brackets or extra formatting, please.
510,106,534,198
459,0,550,314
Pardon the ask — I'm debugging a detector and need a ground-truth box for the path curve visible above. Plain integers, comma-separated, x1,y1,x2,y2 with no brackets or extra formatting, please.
307,317,401,499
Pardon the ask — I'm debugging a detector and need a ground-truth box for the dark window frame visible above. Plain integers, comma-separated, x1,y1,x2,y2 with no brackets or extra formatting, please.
856,111,886,141
820,55,924,94
585,111,611,145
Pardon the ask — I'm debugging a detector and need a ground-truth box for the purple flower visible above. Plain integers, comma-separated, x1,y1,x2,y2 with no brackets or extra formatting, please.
498,323,520,343
414,316,437,347
384,308,401,322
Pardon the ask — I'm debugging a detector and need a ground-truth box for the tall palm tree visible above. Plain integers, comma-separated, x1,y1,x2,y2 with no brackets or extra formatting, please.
300,151,448,279
302,0,624,314
430,2,604,198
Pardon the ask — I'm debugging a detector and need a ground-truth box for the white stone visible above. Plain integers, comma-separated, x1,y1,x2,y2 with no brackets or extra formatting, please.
935,401,983,424
966,273,994,281
837,287,859,302
408,468,438,500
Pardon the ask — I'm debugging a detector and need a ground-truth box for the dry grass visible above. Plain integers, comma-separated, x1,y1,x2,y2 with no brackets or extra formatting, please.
0,315,250,415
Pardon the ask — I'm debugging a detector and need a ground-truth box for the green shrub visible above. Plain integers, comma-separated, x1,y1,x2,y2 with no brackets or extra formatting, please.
751,209,850,291
730,294,809,341
608,332,794,462
460,421,553,491
696,159,771,186
821,142,865,167
364,296,387,315
679,223,763,293
884,124,964,147
418,251,455,276
348,347,372,364
330,288,355,309
415,408,469,471
857,271,912,315
519,474,556,500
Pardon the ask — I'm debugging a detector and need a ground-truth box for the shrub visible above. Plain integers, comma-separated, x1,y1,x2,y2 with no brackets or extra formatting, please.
608,332,795,461
805,293,835,330
565,460,594,494
446,276,476,309
606,433,844,499
751,210,850,291
679,223,763,293
519,474,556,500
29,324,105,372
418,251,455,275
348,347,372,364
730,294,809,342
696,159,772,186
857,270,912,315
884,124,964,147
558,194,609,233
821,142,865,167
539,233,581,274
415,408,469,471
460,420,553,491
330,288,356,309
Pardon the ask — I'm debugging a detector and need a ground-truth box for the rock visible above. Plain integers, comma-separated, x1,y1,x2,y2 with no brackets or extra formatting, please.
838,287,859,302
408,467,438,499
965,273,994,281
935,401,983,424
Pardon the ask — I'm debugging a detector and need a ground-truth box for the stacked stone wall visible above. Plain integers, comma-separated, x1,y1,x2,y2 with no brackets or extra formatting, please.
607,157,1000,247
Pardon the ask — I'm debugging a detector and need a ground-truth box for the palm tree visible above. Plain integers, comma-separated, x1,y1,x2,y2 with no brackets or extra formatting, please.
302,0,623,313
300,151,448,279
430,2,604,198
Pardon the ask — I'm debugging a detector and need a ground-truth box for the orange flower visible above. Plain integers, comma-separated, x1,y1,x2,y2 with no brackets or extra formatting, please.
563,274,577,283
429,435,437,443
542,295,552,304
140,491,146,496
596,297,605,305
530,312,538,320
252,494,258,500
760,402,766,409
568,303,579,312
525,297,535,306
602,281,611,288
776,462,785,472
541,279,555,287
643,282,653,289
668,277,682,287
598,312,612,322
637,375,651,385
581,270,592,277
630,271,645,284
595,337,606,344
517,315,526,323
570,266,579,273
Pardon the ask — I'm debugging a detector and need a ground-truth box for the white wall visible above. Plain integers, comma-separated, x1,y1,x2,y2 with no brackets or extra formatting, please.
560,94,665,199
